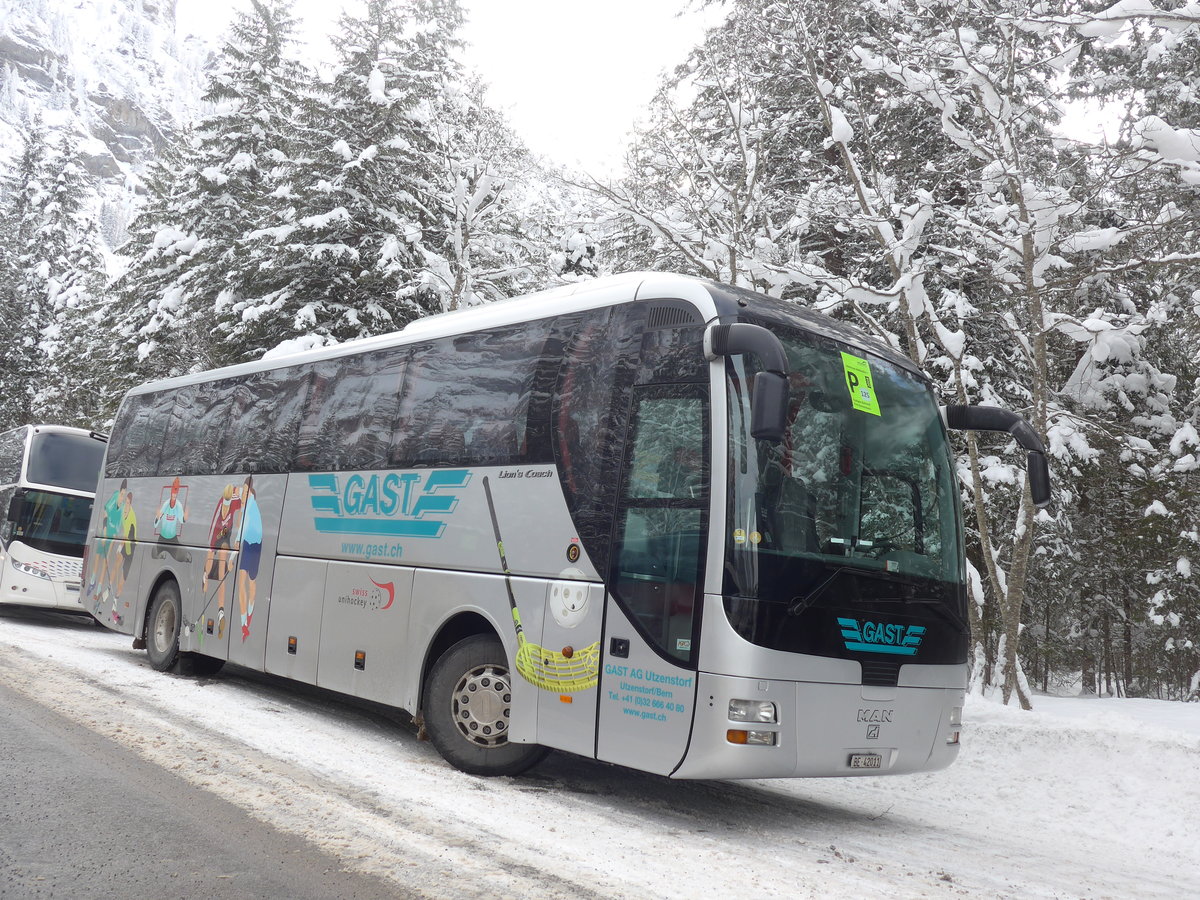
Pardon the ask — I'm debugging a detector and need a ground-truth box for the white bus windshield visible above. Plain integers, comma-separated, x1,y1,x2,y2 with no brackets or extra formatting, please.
6,489,94,557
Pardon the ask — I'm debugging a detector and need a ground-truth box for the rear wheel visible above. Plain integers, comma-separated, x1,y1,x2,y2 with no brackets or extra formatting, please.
145,581,182,671
423,634,547,776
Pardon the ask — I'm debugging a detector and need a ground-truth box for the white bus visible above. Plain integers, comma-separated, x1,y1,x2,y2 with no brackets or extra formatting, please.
1,425,108,612
84,273,1049,779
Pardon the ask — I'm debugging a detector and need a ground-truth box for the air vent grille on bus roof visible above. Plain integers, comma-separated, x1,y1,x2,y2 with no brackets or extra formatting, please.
646,302,701,330
860,659,902,688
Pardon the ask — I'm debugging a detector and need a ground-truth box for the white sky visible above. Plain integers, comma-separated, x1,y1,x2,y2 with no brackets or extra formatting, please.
175,0,718,175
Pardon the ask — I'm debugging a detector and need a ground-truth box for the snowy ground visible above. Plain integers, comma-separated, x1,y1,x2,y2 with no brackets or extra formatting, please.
2,607,1197,899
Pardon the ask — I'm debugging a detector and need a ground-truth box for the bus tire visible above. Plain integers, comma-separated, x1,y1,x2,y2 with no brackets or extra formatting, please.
423,634,547,777
145,581,182,672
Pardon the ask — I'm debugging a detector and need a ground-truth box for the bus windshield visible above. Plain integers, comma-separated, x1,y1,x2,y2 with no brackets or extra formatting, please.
6,489,95,557
724,321,965,658
27,431,106,493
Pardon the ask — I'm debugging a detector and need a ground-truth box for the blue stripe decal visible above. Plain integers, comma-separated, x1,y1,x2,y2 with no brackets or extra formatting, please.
409,494,458,517
842,642,919,656
310,496,342,514
424,469,471,491
313,518,445,538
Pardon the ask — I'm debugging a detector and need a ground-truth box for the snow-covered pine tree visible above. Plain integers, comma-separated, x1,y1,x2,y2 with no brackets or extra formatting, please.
108,133,226,403
425,76,547,309
31,134,110,429
0,116,53,428
117,0,312,371
1065,0,1200,699
240,0,465,351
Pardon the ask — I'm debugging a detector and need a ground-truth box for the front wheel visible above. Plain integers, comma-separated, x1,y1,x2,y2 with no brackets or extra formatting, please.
145,581,182,671
422,634,547,776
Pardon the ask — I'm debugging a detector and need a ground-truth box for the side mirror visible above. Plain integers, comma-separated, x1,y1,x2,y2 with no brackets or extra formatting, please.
751,371,788,443
1027,451,1051,509
706,322,791,445
942,404,1052,509
6,495,22,524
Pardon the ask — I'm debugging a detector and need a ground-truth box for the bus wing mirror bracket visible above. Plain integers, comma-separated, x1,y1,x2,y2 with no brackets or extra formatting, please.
705,323,789,443
941,404,1052,509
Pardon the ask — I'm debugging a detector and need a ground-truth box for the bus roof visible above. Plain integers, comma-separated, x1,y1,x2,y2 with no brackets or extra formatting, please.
122,271,919,398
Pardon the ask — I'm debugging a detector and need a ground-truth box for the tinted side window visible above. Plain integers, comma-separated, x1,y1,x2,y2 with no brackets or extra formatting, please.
296,349,406,472
552,304,645,579
107,392,172,479
638,323,709,385
160,383,215,476
0,427,28,484
106,394,149,478
220,366,310,474
392,321,553,468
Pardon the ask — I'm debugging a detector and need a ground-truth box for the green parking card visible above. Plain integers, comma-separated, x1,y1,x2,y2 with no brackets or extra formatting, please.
841,352,881,416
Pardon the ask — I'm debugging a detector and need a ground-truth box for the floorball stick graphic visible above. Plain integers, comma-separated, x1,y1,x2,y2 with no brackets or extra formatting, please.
482,476,599,692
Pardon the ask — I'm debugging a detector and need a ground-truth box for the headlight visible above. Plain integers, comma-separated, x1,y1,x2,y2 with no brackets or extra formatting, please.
727,729,778,746
12,559,51,579
728,699,777,723
949,706,963,727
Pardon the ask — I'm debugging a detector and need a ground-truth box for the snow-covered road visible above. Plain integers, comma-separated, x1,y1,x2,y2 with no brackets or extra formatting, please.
2,608,1197,899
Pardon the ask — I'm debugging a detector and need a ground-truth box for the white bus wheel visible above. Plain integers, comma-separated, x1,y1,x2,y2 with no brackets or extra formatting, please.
423,634,548,777
146,582,182,672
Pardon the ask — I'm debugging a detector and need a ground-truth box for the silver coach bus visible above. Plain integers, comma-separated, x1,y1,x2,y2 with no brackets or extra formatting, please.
84,273,1049,778
1,425,107,611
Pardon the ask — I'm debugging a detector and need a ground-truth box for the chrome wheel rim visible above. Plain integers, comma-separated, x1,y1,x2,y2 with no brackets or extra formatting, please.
153,599,177,655
451,662,511,748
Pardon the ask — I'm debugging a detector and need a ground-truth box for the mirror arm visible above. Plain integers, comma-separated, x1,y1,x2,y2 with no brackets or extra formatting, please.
706,323,790,443
941,404,1052,509
941,404,1045,454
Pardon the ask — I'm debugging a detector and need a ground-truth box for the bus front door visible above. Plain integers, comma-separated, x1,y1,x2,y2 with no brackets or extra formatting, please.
594,385,706,775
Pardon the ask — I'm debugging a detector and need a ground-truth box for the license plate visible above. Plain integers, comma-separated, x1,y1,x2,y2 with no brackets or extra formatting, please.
849,753,882,769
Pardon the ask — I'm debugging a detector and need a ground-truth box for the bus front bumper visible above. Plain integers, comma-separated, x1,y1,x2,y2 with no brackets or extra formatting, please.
671,671,963,779
1,553,85,611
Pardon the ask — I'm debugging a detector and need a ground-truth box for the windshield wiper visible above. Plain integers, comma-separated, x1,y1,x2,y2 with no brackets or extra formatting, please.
787,567,898,616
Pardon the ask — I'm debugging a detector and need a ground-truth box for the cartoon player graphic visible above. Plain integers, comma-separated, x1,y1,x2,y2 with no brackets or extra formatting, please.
201,483,242,639
152,477,190,562
107,488,137,621
88,478,127,607
235,475,263,642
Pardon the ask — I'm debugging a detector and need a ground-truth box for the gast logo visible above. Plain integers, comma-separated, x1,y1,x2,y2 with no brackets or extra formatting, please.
308,470,471,538
838,617,926,656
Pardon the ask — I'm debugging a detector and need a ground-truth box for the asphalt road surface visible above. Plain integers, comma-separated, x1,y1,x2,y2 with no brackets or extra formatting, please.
0,666,405,899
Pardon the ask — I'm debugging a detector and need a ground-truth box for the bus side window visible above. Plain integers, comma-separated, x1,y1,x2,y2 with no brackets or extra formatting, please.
391,322,552,469
126,392,175,478
552,305,644,580
219,366,311,474
296,350,405,472
0,428,26,484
